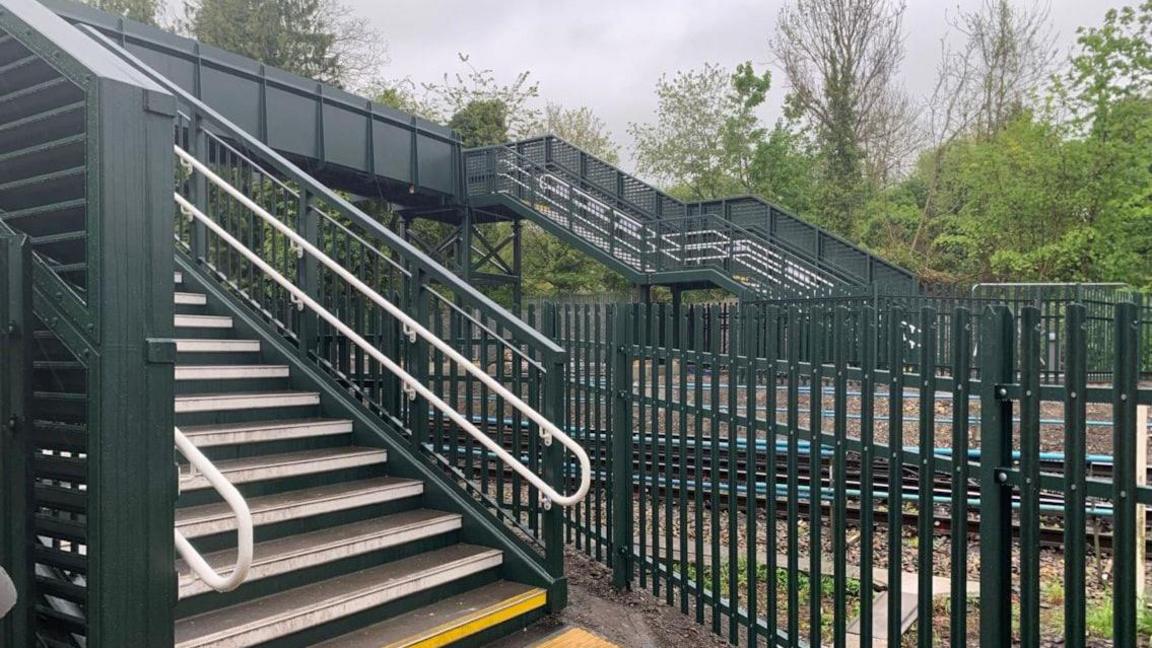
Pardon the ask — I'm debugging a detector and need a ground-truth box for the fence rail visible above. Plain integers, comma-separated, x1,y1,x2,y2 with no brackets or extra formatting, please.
544,299,1150,648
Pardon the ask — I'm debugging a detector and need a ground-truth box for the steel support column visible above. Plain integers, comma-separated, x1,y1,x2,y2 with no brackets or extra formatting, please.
0,233,32,648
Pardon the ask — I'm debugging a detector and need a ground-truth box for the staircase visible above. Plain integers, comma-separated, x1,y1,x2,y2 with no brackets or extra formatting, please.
0,4,585,645
170,270,548,647
465,136,918,297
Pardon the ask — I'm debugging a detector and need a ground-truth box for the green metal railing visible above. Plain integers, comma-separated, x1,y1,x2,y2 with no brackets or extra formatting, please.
85,27,574,585
544,299,1150,647
688,195,918,291
465,139,859,296
465,134,918,294
751,283,1152,380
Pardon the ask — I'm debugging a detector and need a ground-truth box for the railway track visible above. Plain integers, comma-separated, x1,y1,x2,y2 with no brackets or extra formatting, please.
432,424,1140,553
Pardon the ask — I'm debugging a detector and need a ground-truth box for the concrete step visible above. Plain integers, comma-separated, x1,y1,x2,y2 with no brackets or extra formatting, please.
175,314,234,329
174,391,320,414
173,544,504,648
313,580,546,648
176,477,424,539
174,339,260,354
175,365,290,382
175,291,208,306
178,447,387,492
177,510,463,599
178,417,350,447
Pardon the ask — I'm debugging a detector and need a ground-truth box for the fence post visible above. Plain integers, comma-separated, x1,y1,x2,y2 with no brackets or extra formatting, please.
540,304,568,605
188,113,209,262
407,269,431,449
979,305,1015,647
296,189,320,363
1112,302,1140,647
611,305,634,589
1136,404,1148,601
0,234,31,648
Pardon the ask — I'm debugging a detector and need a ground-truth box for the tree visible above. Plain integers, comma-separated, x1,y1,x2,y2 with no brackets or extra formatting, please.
629,62,772,200
748,120,820,215
83,0,160,24
418,54,541,140
1056,1,1152,289
183,0,385,89
772,0,908,234
861,2,1054,274
952,0,1056,137
448,99,508,148
539,103,619,164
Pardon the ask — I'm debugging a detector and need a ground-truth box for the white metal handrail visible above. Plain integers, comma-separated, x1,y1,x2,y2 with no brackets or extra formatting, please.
173,154,591,508
174,427,253,592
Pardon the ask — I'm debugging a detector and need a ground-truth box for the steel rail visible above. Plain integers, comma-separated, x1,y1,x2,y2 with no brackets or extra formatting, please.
173,186,591,508
173,427,253,592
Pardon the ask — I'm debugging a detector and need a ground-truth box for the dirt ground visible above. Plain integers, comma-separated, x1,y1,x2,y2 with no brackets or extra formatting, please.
491,548,733,648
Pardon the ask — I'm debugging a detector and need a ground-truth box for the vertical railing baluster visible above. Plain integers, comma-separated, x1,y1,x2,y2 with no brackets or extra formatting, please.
678,307,691,616
887,305,906,646
663,304,675,605
637,303,649,590
832,306,849,648
916,307,938,648
786,306,802,643
1063,304,1087,648
611,304,634,589
1112,302,1140,647
949,307,972,648
692,305,706,624
1019,306,1042,648
709,304,723,635
978,306,1014,647
650,304,662,600
808,307,824,647
541,304,566,588
859,305,877,647
745,304,763,648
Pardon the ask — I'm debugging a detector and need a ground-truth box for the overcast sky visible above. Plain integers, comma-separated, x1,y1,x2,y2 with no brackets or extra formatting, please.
352,0,1126,165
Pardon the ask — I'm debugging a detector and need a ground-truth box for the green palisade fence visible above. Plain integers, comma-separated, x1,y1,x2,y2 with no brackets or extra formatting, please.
538,299,1150,647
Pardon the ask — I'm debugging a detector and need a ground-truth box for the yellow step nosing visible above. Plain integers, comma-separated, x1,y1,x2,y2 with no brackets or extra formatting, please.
388,587,548,648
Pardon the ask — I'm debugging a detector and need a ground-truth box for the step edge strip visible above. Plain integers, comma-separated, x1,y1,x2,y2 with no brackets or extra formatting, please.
175,481,424,537
179,450,386,491
177,514,464,598
174,550,503,648
388,587,548,648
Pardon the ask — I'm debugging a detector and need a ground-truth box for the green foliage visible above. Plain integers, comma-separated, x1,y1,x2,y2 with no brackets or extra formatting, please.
858,2,1152,290
539,103,619,164
417,54,541,140
83,0,159,24
1084,597,1152,639
521,226,628,296
630,62,776,200
630,61,818,211
183,0,382,88
448,99,508,148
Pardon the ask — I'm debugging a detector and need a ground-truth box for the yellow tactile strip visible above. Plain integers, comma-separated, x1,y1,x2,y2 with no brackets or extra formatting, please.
391,587,548,648
531,628,621,648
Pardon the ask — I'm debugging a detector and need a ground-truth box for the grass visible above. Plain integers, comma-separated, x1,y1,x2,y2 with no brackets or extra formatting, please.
680,558,865,636
1084,597,1152,639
